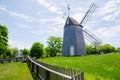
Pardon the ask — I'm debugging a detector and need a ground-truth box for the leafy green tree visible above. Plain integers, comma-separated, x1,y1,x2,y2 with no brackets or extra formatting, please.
6,48,12,58
100,44,115,53
86,44,93,54
0,43,7,58
22,48,29,55
0,24,8,46
11,47,18,57
30,42,44,59
115,47,120,53
47,36,62,57
91,41,101,54
45,47,51,57
0,24,8,58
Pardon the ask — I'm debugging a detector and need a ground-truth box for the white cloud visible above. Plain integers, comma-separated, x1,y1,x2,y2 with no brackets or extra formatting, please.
9,11,33,22
30,16,64,37
0,5,7,11
0,7,7,11
16,23,32,29
38,16,64,25
103,9,120,21
93,24,120,45
97,0,120,21
30,23,63,37
0,5,33,22
73,12,85,23
98,0,119,15
8,39,31,49
37,0,62,14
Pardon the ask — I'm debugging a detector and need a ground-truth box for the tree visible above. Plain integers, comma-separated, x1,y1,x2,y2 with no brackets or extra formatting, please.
0,43,7,58
30,42,44,59
91,41,101,54
100,44,115,53
0,24,8,46
47,36,62,57
45,47,51,57
0,24,8,58
6,48,12,58
22,48,29,55
85,44,93,54
11,47,18,57
115,47,120,53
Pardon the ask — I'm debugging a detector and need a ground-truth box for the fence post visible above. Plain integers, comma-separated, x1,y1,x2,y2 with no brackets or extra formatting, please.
2,60,4,64
45,70,50,80
36,65,39,77
74,70,77,80
77,71,80,80
81,72,84,80
32,62,34,72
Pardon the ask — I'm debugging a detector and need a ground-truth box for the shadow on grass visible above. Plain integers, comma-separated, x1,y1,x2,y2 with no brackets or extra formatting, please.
30,71,40,80
26,64,41,80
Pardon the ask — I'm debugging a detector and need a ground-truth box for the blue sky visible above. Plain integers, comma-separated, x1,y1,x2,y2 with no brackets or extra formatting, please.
0,0,120,49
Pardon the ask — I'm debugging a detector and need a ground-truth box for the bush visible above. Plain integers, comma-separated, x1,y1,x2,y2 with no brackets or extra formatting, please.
30,42,44,59
22,48,29,55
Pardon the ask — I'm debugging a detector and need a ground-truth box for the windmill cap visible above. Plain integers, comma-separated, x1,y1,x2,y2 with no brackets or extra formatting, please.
64,16,81,27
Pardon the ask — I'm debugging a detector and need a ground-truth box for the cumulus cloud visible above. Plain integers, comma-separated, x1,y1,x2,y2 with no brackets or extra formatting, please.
93,24,120,46
8,39,30,49
0,4,33,22
97,0,120,21
37,0,62,14
73,12,84,23
16,23,32,29
9,11,32,22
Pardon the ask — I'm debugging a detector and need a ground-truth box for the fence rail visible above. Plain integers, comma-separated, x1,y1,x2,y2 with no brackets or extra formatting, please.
0,57,24,64
27,56,84,80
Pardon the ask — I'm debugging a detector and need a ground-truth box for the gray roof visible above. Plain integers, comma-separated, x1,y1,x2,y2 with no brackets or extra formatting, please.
65,16,81,26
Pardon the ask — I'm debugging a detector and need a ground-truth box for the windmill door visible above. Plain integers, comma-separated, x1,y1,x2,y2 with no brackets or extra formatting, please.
70,45,74,56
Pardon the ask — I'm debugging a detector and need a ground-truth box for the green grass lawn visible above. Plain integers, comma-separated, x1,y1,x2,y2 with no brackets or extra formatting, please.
39,53,120,80
0,62,34,80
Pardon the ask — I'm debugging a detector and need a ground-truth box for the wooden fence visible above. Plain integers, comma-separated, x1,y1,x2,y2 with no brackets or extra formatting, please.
0,57,25,64
27,56,84,80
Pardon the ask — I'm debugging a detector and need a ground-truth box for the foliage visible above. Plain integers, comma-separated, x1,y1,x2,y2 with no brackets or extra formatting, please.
115,47,120,53
22,48,29,55
6,48,12,58
0,24,8,46
85,44,93,54
40,54,120,80
30,42,44,59
91,41,101,54
11,47,18,57
0,62,34,80
47,36,62,57
0,43,7,58
100,44,115,53
0,24,8,58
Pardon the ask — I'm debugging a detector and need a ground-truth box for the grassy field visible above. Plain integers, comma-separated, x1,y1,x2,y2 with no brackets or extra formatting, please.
0,62,34,80
39,53,120,80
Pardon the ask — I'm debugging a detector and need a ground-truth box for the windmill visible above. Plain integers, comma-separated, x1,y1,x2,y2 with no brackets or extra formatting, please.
62,3,102,56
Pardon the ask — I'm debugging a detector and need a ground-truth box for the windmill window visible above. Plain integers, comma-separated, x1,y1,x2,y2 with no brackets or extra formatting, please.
67,19,69,25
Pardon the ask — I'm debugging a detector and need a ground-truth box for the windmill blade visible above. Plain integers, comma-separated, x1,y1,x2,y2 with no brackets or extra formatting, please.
83,29,102,44
83,31,95,43
84,29,102,43
80,3,97,25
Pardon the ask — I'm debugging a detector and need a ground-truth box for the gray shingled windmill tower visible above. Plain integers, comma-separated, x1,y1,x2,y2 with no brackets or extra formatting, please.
62,3,101,56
